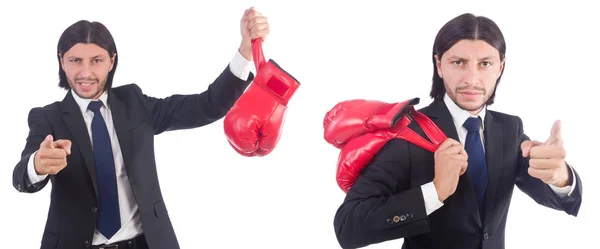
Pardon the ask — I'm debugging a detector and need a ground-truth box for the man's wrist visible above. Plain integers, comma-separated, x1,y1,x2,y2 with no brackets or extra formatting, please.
553,163,572,188
33,153,42,175
433,180,446,202
28,150,48,185
238,42,252,61
553,178,569,188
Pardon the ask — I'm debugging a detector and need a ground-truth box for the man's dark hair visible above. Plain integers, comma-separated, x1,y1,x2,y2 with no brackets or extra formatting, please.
57,20,118,90
430,13,506,105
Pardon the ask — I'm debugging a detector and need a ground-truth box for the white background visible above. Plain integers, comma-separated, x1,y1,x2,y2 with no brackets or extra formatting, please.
1,0,598,248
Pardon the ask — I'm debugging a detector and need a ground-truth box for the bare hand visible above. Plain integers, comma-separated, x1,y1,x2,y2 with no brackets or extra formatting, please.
520,120,570,187
238,7,270,60
34,134,72,175
433,138,469,202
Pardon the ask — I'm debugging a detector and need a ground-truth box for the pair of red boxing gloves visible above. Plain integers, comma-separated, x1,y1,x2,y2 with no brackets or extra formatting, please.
222,39,446,194
323,98,448,193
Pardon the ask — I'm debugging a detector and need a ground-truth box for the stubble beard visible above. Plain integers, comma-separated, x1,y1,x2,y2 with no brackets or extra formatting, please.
69,77,106,100
447,85,490,113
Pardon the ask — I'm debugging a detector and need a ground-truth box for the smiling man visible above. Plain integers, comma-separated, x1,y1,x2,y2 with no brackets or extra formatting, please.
12,7,269,249
333,13,583,249
62,43,115,99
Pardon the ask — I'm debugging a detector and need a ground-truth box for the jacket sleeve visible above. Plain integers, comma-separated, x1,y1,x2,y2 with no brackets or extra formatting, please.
13,107,52,193
333,138,432,249
515,116,582,216
135,65,254,134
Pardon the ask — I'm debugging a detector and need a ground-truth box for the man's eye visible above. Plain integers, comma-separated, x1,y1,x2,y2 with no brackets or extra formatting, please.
452,61,463,66
480,61,492,67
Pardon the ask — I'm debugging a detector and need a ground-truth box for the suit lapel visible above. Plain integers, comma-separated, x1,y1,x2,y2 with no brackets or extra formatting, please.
60,92,98,197
482,110,504,227
420,100,482,227
107,91,135,182
420,100,460,141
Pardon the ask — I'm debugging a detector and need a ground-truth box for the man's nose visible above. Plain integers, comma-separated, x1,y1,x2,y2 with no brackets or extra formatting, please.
79,63,93,79
463,64,479,85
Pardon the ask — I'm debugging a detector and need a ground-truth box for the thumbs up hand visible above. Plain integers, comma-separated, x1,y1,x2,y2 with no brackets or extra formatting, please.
520,120,570,187
544,120,564,146
34,134,72,175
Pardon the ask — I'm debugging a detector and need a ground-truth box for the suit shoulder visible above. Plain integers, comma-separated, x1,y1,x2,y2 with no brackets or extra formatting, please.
30,101,61,116
417,104,432,113
488,110,522,124
24,102,61,131
112,83,143,96
487,109,525,135
374,137,412,160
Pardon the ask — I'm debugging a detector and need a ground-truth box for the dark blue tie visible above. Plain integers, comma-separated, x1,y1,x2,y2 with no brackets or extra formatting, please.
463,117,488,207
88,100,121,239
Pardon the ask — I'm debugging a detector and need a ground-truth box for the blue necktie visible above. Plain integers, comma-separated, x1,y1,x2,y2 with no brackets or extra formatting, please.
88,101,121,239
463,117,488,207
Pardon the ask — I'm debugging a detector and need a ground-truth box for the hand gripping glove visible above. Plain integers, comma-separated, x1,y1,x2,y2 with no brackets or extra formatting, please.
323,98,447,192
223,38,300,157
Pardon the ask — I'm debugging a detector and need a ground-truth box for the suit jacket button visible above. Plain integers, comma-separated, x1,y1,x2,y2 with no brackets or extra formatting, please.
386,218,393,224
16,184,22,191
483,232,489,240
392,215,400,223
84,240,90,247
406,213,414,219
91,207,97,213
400,215,407,221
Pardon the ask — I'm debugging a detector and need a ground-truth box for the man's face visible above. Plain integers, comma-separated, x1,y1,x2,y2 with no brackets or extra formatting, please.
435,39,504,114
60,43,115,99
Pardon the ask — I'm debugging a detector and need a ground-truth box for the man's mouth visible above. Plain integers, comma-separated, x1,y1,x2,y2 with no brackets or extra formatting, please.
76,81,97,92
459,91,481,95
78,82,95,86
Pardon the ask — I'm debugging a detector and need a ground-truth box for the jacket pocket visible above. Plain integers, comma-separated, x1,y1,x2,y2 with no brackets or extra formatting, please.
153,200,168,217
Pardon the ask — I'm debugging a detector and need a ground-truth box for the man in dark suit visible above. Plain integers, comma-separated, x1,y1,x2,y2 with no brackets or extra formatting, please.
333,13,582,249
12,7,270,249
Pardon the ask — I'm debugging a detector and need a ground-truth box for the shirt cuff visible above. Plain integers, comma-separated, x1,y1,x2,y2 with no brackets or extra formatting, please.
228,50,254,81
421,181,444,215
27,151,48,185
548,164,577,197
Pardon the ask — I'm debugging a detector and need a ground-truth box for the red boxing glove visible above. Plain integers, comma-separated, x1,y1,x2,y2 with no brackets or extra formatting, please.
224,38,300,157
324,98,447,193
323,99,401,149
336,125,399,192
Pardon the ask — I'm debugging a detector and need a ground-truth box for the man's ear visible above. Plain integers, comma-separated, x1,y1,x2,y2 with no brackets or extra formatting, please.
58,53,65,71
435,54,443,78
498,56,506,79
109,53,117,71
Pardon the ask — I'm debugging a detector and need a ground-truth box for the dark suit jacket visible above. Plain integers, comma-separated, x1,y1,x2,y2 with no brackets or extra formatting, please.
333,100,582,249
12,65,253,249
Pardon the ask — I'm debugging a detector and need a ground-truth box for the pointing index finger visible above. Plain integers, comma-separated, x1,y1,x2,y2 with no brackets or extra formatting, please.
54,139,72,155
521,140,543,157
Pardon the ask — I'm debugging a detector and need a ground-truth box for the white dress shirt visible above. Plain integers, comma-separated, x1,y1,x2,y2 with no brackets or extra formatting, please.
26,50,254,245
420,93,576,215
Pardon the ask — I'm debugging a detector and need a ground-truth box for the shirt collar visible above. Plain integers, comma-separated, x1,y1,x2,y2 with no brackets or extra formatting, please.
443,93,486,131
70,89,109,114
